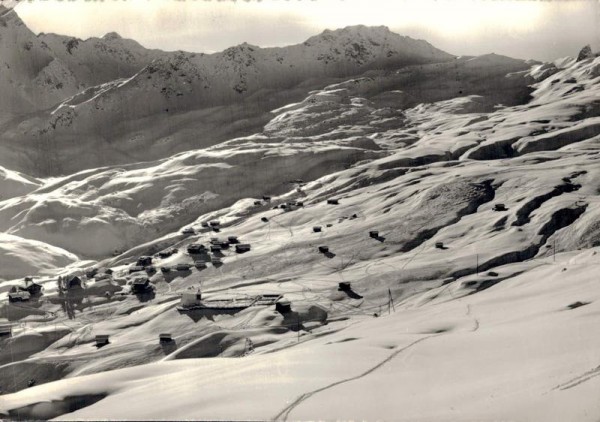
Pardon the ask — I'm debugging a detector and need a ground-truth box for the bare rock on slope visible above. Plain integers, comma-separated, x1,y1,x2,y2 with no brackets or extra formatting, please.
577,45,594,62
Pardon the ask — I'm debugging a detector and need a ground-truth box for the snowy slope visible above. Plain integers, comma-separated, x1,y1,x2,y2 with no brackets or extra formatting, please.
0,51,544,263
2,250,600,421
0,140,379,262
0,233,77,280
0,166,39,200
1,33,600,422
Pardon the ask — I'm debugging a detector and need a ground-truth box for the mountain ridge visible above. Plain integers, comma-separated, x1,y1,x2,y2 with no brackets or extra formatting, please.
0,12,461,176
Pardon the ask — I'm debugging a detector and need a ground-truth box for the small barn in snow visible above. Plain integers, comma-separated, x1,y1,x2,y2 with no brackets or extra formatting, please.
235,244,251,253
136,256,152,267
64,275,83,290
0,324,12,338
159,333,173,343
131,277,151,294
180,291,202,308
8,291,30,302
275,299,291,314
95,335,110,347
175,263,192,272
19,281,43,295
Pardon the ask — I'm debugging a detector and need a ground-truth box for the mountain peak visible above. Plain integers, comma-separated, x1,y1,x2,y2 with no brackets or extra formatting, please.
301,25,453,66
302,25,445,55
0,4,24,26
308,25,394,44
103,31,123,41
332,25,393,35
0,2,17,15
225,41,261,53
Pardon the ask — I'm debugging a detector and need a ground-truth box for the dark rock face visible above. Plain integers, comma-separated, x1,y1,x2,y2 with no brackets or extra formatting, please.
577,45,593,62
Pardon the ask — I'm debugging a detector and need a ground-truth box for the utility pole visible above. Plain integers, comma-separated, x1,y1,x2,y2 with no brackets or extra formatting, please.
388,289,395,313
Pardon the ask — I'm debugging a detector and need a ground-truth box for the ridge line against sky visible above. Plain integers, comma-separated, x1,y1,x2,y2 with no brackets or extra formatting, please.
12,0,600,61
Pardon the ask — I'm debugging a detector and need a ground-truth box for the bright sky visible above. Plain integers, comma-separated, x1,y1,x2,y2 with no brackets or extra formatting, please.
14,0,600,61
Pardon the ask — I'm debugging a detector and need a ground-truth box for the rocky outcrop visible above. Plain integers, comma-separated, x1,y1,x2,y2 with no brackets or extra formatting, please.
577,45,594,62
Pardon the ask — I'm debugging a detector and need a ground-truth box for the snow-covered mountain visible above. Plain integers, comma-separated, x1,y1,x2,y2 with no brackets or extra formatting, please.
0,6,63,115
36,31,162,89
0,7,160,117
1,9,600,422
0,10,461,176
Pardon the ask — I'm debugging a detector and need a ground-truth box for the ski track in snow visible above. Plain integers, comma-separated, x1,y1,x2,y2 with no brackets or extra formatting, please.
273,333,441,421
553,364,600,391
466,304,480,332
